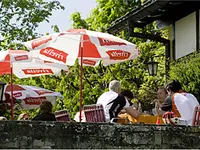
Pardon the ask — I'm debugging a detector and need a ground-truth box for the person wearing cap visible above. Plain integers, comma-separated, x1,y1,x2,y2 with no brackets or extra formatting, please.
97,80,139,122
161,80,199,125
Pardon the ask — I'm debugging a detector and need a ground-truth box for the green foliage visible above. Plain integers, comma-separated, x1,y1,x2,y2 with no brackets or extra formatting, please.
87,0,141,31
70,12,88,29
0,0,64,50
169,52,200,100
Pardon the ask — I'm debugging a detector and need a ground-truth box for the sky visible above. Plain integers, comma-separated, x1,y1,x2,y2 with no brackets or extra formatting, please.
36,0,97,34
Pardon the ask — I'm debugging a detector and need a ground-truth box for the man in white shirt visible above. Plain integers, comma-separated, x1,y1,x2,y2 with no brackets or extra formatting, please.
97,80,139,122
161,80,199,125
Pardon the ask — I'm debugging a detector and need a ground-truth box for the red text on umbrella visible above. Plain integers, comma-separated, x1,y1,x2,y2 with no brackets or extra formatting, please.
40,47,68,64
24,97,46,105
106,50,131,60
14,55,29,61
31,36,52,49
98,37,127,46
83,59,96,66
22,69,53,75
13,92,22,98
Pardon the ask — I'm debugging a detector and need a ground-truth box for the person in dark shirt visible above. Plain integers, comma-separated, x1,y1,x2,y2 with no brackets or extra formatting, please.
108,94,128,121
32,101,56,121
161,95,172,111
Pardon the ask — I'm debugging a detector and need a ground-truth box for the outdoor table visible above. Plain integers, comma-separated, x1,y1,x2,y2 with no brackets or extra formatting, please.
118,113,164,124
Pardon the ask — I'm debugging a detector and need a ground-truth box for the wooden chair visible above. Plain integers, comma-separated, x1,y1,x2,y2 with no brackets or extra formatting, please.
83,104,106,123
55,109,71,122
192,105,200,126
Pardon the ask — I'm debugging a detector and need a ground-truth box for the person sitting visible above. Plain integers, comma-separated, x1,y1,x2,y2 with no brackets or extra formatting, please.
161,80,199,125
121,90,134,106
32,101,56,121
18,113,30,121
96,80,139,122
120,90,142,114
152,87,168,116
0,103,8,118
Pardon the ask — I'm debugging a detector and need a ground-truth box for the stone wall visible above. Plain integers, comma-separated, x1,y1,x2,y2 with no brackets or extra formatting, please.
0,121,200,149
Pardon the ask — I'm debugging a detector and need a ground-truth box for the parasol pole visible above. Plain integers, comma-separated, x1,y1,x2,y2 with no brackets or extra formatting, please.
10,65,14,120
79,34,83,122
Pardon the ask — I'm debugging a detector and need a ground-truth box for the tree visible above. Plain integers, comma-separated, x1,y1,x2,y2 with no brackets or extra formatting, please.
0,0,64,50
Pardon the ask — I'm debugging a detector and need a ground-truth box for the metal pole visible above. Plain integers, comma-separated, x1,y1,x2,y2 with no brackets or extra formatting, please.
79,34,83,122
10,66,14,120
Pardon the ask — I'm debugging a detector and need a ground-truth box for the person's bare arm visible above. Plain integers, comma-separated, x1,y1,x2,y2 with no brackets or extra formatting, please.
119,109,127,114
156,108,165,116
155,102,165,116
125,106,139,119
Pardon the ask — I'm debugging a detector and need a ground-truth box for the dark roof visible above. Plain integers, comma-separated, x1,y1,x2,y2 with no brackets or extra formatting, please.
107,0,200,34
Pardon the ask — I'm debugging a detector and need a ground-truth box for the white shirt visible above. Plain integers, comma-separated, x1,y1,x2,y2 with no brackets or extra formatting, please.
174,92,199,125
97,90,129,122
74,111,86,122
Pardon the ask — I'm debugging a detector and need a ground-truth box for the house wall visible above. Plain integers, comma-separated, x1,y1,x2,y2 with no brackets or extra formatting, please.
168,25,173,59
199,9,200,49
175,12,196,59
1,121,200,149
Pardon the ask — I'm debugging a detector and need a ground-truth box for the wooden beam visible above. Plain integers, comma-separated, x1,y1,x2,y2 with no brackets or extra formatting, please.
130,32,170,43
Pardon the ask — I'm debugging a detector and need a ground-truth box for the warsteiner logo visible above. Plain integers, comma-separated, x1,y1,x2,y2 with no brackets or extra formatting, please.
40,47,68,63
24,97,46,105
22,69,53,75
106,50,131,60
14,55,28,61
83,59,96,66
98,37,126,46
31,36,52,49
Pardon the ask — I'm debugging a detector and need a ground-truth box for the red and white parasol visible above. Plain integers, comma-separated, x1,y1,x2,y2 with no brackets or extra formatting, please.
3,84,63,110
24,29,139,66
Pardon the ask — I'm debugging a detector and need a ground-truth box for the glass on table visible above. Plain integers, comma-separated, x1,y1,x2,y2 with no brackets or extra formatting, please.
143,111,150,115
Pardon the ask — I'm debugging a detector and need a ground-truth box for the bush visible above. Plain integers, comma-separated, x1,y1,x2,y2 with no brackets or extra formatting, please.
169,52,200,101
